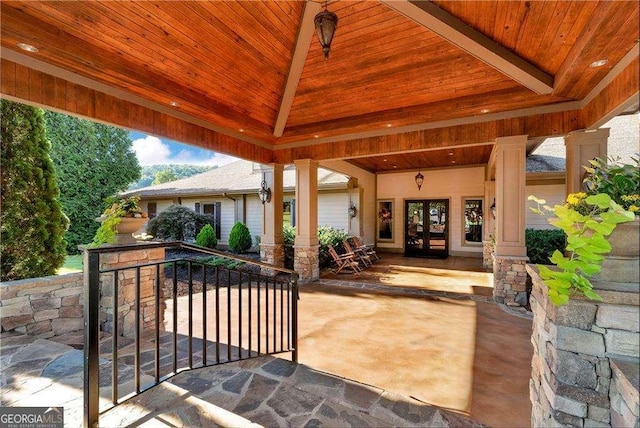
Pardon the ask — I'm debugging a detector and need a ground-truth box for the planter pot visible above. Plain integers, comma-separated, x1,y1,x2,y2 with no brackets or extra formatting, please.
114,217,147,244
594,216,639,285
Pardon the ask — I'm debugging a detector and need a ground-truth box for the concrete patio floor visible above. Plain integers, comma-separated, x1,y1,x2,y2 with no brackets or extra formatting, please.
1,254,533,427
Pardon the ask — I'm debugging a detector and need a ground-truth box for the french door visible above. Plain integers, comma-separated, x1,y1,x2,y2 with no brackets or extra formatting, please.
404,199,449,258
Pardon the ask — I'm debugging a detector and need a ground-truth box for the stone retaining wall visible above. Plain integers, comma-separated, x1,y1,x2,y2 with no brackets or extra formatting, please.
493,254,528,307
528,264,640,427
0,273,84,339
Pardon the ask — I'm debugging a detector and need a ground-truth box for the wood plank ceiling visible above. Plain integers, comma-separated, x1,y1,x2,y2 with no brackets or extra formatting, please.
1,0,638,172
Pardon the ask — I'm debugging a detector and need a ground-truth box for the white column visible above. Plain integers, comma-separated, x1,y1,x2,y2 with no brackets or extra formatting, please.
294,159,319,280
260,164,284,269
564,129,609,195
494,135,528,258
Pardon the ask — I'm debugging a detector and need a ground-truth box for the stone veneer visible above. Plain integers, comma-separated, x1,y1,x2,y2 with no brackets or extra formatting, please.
0,272,84,338
483,239,494,270
98,246,166,336
493,254,528,306
294,245,319,281
528,264,640,427
260,243,285,276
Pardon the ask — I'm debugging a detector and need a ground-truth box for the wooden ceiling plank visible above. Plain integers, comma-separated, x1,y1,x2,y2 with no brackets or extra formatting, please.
381,0,554,94
273,1,321,138
553,1,638,99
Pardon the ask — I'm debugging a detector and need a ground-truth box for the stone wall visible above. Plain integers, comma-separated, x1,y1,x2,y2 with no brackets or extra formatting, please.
482,239,494,270
260,243,285,276
528,265,640,427
0,273,84,339
294,245,319,281
610,358,640,427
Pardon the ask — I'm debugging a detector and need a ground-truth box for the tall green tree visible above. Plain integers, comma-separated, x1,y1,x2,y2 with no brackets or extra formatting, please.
45,112,141,253
152,169,178,185
1,100,68,281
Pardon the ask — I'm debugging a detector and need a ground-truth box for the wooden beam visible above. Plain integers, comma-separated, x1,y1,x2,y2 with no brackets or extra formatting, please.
0,58,275,164
273,1,321,137
381,0,554,94
274,111,582,164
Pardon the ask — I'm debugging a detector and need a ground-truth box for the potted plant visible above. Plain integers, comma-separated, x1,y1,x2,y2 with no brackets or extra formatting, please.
529,156,639,306
92,196,148,245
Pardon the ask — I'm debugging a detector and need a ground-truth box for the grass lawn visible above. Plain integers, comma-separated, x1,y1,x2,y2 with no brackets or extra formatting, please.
57,254,83,274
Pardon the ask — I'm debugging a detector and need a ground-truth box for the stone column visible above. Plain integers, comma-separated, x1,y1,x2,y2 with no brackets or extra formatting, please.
565,129,609,195
528,265,639,428
99,244,166,336
294,159,319,281
493,135,528,306
260,164,285,271
483,180,496,270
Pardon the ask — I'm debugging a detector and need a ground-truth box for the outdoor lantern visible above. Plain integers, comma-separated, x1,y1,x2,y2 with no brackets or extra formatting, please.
258,180,271,204
314,2,338,59
415,172,424,191
348,201,358,218
491,199,496,219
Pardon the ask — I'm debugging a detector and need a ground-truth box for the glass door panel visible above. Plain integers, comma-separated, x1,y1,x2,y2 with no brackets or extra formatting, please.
405,199,448,258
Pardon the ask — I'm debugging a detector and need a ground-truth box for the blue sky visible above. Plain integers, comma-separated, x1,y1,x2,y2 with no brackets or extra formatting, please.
129,131,239,167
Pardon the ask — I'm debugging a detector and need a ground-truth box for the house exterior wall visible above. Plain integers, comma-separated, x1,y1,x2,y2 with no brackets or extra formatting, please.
318,191,349,231
377,166,486,256
525,184,566,230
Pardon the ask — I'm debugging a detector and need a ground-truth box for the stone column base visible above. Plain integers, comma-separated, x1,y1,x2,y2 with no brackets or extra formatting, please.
492,254,528,306
294,245,319,281
483,240,494,271
99,245,166,336
260,243,285,276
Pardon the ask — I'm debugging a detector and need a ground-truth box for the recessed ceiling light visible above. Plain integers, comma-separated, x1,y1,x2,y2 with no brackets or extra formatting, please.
169,101,179,107
452,160,456,164
448,152,453,156
386,123,392,128
17,42,38,53
314,135,319,139
393,165,397,169
480,109,490,114
383,158,388,162
239,128,244,133
590,59,608,68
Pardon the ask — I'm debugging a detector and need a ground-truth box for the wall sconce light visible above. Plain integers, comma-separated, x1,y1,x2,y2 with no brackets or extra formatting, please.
348,201,358,218
258,180,271,204
490,199,496,219
415,172,424,190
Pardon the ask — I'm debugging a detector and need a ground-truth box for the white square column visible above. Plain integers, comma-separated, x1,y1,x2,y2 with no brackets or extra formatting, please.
565,129,609,195
294,159,319,280
260,164,284,269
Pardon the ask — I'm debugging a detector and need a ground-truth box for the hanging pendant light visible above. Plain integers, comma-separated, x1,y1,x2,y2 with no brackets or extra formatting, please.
314,1,338,59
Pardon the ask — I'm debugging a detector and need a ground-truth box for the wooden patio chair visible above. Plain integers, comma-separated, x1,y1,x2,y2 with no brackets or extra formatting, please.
343,239,372,267
328,245,361,274
351,236,379,261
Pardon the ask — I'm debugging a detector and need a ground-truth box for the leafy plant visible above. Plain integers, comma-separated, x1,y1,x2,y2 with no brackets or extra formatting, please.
525,229,566,265
195,224,217,249
583,156,640,212
91,196,147,246
529,194,635,305
147,204,213,242
228,222,253,253
282,225,350,269
196,255,244,270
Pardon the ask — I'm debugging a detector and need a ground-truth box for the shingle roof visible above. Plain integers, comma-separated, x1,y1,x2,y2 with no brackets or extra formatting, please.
122,160,349,198
526,113,639,172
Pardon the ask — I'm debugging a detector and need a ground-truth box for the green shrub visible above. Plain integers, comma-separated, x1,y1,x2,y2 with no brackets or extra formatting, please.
196,255,244,270
282,225,349,269
147,205,213,242
196,224,217,249
525,228,566,265
228,222,252,253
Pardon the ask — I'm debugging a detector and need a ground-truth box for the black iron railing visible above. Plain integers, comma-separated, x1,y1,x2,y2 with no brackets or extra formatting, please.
83,242,298,427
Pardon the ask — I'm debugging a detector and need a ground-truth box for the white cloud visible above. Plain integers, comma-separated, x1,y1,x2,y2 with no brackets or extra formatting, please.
131,135,239,166
131,136,171,166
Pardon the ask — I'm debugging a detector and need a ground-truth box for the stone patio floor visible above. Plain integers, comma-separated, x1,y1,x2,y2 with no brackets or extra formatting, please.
1,254,533,427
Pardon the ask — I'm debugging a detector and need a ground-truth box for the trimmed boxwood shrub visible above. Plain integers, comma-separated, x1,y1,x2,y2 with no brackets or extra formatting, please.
195,224,217,249
228,222,252,253
147,204,213,242
525,228,566,265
